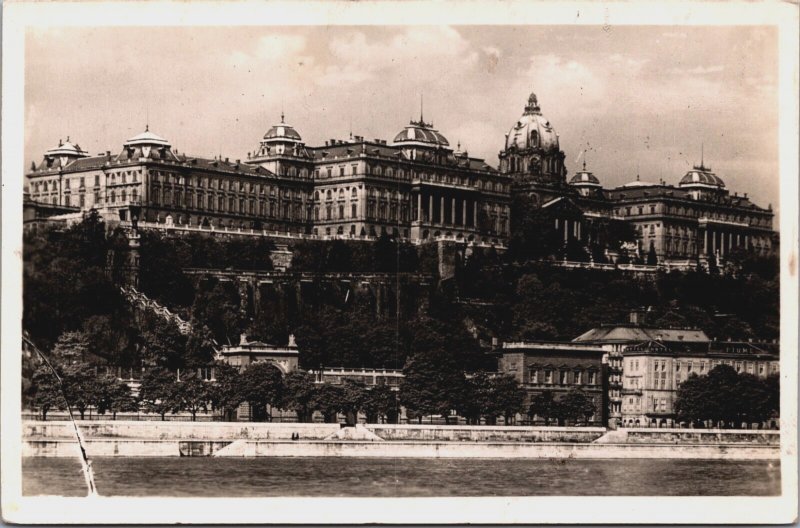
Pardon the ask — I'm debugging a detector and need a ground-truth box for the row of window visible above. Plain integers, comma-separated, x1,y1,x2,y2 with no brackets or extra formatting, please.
310,163,509,193
616,203,769,228
529,368,598,386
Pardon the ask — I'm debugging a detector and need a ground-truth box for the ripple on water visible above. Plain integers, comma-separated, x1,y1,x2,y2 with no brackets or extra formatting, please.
23,457,781,497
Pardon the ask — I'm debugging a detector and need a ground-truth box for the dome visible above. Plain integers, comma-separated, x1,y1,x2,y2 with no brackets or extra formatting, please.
504,92,559,151
45,137,89,158
569,166,601,187
124,126,170,147
679,165,725,189
393,119,449,148
263,113,302,142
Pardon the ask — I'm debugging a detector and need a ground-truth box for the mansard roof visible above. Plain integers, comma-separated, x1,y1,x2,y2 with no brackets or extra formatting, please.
606,184,768,211
573,325,710,344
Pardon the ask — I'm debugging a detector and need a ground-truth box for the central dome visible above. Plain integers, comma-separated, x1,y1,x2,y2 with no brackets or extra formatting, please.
505,92,559,151
263,113,302,143
393,119,449,148
679,165,725,189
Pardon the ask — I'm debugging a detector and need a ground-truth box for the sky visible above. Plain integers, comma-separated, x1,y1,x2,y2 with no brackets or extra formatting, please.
25,25,779,215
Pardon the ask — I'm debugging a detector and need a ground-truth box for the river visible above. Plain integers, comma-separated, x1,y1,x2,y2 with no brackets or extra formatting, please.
23,457,780,496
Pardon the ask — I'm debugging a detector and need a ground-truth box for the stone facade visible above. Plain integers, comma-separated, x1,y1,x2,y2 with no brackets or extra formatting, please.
25,92,775,259
620,340,779,428
498,342,607,426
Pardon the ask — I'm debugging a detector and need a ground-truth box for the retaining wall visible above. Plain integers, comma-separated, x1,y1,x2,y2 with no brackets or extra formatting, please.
369,424,606,443
23,439,778,460
620,428,780,445
23,421,341,440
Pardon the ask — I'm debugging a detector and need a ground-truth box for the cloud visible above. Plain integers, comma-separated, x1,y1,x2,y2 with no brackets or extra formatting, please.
667,64,725,75
323,26,478,85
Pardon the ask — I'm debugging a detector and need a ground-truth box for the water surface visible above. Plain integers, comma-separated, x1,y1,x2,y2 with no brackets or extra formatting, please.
23,457,781,497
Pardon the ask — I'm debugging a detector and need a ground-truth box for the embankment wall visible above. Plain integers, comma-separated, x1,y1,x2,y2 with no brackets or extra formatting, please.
23,438,780,460
23,421,340,440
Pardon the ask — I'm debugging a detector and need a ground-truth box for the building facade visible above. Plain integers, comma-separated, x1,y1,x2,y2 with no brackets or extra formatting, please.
620,340,779,428
26,92,775,258
497,341,607,426
572,312,711,428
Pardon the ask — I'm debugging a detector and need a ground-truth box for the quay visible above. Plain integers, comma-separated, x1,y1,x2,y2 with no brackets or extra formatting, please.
21,421,780,460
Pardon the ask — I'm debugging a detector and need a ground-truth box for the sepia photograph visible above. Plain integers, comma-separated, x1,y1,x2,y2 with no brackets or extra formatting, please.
2,1,798,524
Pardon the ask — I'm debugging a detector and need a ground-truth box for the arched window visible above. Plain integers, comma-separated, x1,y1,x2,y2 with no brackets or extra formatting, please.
110,190,116,203
351,187,357,198
314,190,320,201
338,189,345,199
530,130,539,147
326,190,333,200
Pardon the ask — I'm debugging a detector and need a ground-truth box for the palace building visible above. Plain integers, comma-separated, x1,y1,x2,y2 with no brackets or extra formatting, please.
25,92,775,259
26,113,511,246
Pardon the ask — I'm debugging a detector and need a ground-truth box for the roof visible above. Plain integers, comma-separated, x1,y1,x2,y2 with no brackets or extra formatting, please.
124,128,170,147
263,123,302,142
573,325,710,344
679,165,725,188
505,92,559,151
569,169,601,186
606,183,768,211
393,119,450,147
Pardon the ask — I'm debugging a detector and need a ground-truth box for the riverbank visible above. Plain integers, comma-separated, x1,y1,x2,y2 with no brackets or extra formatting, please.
22,438,779,460
22,420,780,460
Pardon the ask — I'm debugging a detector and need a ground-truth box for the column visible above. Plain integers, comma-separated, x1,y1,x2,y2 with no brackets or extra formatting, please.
473,201,478,227
451,197,456,225
417,193,422,222
577,222,581,240
462,199,467,226
440,196,445,224
564,219,569,242
428,194,433,223
711,230,716,255
703,229,708,254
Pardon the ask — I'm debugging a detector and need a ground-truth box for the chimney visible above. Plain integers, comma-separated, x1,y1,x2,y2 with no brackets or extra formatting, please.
629,309,647,326
225,157,229,163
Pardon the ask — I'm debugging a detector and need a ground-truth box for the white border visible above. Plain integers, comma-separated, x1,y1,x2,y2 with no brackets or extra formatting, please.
2,1,798,524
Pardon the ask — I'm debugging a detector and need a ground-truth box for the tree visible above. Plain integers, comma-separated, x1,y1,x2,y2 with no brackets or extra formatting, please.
139,368,179,420
51,331,92,365
312,383,346,423
209,363,243,421
30,365,68,421
94,375,138,420
185,325,218,367
141,318,187,369
340,380,368,425
238,362,284,422
362,384,399,424
280,371,317,423
174,373,211,421
528,390,558,426
675,365,780,428
490,375,527,425
559,389,596,425
61,363,100,420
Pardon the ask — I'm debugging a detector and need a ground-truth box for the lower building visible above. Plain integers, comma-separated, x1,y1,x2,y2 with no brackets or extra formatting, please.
497,341,608,426
620,340,779,428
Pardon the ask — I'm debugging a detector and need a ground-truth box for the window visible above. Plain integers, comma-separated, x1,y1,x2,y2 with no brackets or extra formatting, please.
574,371,582,384
588,371,597,385
94,175,100,186
339,205,344,219
544,370,553,384
339,167,345,177
560,371,569,385
530,370,539,384
351,204,357,218
79,194,85,208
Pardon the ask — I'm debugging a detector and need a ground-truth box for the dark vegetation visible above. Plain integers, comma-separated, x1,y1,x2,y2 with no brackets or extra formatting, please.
23,212,778,422
674,365,779,427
